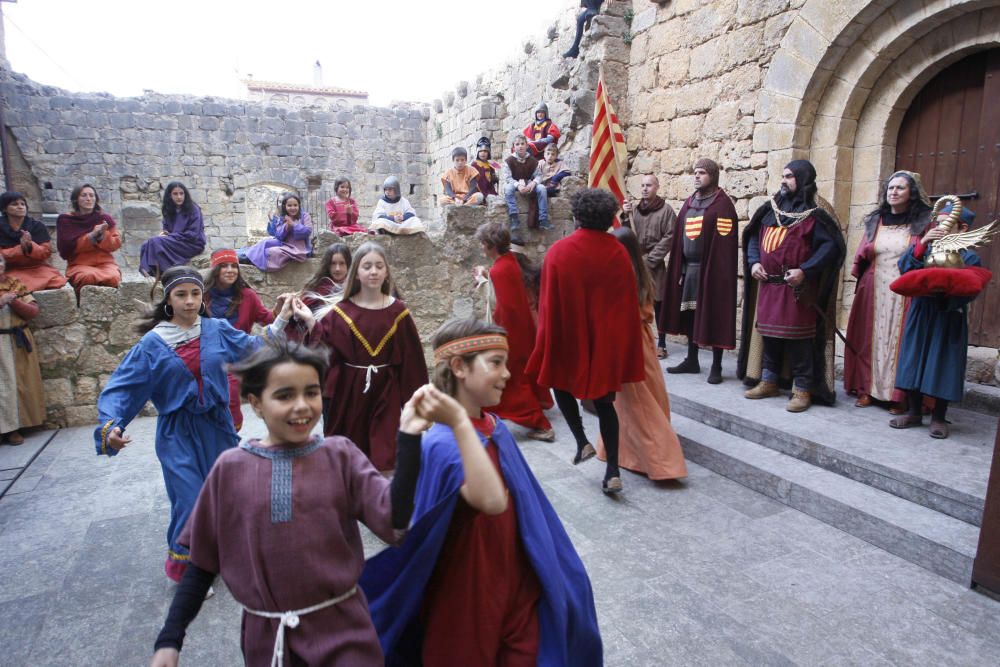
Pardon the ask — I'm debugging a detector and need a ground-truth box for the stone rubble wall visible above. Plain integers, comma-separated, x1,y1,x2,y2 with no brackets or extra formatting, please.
0,72,433,270
28,198,578,429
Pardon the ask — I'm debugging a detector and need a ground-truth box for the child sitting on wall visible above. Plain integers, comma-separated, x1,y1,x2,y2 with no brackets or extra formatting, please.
440,147,485,207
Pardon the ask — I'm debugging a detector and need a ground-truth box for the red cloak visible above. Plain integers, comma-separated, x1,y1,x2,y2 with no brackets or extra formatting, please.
526,228,644,399
490,252,553,430
659,189,739,349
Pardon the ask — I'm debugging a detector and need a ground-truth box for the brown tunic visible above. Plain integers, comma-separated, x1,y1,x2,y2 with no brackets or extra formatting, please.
631,199,676,299
180,437,398,666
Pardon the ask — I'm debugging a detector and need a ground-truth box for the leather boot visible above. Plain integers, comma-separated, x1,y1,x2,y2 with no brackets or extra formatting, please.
744,381,779,399
786,388,811,412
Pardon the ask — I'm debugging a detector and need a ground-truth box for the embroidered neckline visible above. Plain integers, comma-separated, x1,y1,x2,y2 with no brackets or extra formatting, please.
240,435,322,459
332,304,410,358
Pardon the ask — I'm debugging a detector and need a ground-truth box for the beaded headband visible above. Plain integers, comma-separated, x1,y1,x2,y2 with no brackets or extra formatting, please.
211,249,239,267
433,334,509,364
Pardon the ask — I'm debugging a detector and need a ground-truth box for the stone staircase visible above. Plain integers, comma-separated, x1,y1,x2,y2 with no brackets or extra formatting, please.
662,342,995,585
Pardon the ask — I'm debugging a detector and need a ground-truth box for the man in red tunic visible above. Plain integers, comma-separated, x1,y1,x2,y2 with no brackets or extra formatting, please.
660,158,739,383
526,188,644,494
739,160,846,412
475,221,555,441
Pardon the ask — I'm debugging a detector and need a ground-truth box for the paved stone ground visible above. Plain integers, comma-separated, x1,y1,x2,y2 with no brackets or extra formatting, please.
2,394,1000,666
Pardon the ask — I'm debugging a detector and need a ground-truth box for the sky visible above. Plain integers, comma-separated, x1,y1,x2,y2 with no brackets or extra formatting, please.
2,0,572,106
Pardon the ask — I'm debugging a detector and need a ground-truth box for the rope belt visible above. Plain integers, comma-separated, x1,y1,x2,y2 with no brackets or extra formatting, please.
345,362,389,393
243,585,357,667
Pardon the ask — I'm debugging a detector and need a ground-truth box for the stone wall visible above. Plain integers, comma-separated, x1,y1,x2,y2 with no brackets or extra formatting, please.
28,204,575,428
0,72,432,269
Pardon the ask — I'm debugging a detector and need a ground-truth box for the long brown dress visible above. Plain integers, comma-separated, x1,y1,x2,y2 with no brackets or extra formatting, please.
0,275,44,434
597,301,687,480
310,298,427,470
180,437,399,665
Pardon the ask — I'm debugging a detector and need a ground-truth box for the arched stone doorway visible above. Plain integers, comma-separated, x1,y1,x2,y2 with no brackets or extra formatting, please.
895,49,1000,347
754,0,1000,343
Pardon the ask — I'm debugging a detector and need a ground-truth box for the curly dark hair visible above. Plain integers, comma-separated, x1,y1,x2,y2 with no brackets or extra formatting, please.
570,188,620,231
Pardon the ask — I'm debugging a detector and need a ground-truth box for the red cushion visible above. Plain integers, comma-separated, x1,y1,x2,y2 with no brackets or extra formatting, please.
890,266,992,297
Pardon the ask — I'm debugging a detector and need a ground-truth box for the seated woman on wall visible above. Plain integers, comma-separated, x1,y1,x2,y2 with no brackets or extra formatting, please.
139,181,206,279
325,177,367,236
0,191,67,293
240,192,313,272
0,254,45,446
56,184,122,293
370,176,426,235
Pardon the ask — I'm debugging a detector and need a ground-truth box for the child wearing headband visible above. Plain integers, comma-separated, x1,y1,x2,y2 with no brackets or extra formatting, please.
361,317,602,666
94,265,308,584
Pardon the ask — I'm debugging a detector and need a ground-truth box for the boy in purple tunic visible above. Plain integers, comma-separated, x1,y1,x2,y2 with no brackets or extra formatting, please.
140,182,206,277
149,339,504,667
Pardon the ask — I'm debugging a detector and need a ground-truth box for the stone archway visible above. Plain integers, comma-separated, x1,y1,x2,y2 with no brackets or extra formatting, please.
754,0,1000,321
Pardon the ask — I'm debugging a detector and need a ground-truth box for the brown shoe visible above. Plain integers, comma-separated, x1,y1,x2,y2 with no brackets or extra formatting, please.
786,389,811,413
527,428,556,442
929,419,949,439
889,415,922,429
5,430,24,445
854,394,872,408
744,381,779,399
657,347,668,360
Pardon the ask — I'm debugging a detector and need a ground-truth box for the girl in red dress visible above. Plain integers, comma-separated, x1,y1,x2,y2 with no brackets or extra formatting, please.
203,248,276,430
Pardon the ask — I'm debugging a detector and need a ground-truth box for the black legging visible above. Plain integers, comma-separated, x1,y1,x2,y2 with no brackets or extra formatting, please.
553,389,620,480
907,390,948,421
680,310,723,367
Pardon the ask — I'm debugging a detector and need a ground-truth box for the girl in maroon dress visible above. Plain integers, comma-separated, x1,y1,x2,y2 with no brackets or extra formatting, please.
304,241,427,471
203,248,276,430
149,339,505,667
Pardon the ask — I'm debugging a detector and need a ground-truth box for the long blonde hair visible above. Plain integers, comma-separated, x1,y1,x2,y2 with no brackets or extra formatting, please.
344,241,397,298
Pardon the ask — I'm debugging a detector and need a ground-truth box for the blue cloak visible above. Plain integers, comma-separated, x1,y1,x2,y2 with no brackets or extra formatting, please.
93,316,263,561
360,417,603,666
895,245,981,402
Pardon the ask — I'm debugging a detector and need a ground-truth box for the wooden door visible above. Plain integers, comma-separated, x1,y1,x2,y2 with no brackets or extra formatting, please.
895,49,1000,347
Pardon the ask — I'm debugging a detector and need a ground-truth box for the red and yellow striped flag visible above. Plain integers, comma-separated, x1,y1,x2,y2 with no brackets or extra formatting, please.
588,72,628,228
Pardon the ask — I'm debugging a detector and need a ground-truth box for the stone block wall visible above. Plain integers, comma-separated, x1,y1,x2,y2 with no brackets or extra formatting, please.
0,72,432,269
29,202,576,428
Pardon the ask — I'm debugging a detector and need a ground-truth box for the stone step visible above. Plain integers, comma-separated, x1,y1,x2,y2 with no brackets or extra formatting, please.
669,392,987,527
672,414,980,585
661,343,993,528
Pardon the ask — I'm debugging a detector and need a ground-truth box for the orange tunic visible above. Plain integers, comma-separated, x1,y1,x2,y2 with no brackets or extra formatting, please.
1,240,67,292
597,301,687,480
65,230,122,291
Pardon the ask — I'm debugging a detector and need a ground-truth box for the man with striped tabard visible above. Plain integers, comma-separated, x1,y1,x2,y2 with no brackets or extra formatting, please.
740,160,845,412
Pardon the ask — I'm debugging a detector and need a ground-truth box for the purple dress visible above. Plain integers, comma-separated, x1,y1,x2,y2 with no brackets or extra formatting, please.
180,436,397,665
245,212,313,272
139,207,207,275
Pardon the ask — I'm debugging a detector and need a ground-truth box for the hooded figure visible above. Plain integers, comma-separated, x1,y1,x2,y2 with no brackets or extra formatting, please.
472,136,501,197
738,159,846,412
522,101,561,158
371,176,426,235
659,158,739,382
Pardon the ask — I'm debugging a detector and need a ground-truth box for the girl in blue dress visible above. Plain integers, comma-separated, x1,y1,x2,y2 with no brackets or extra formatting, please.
94,265,312,581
